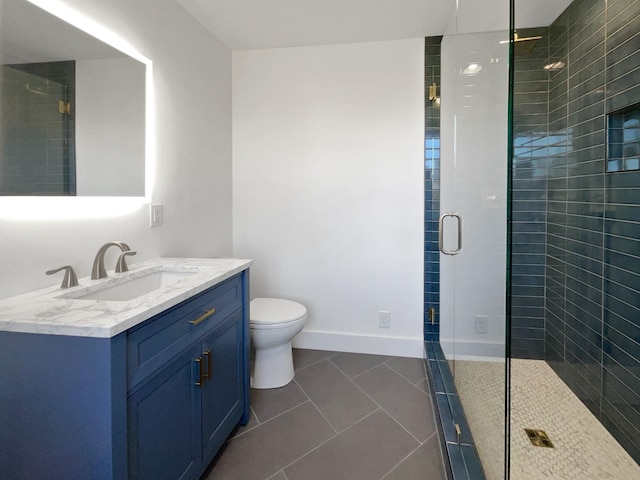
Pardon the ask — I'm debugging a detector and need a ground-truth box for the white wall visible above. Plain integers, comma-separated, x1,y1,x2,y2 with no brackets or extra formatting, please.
233,39,425,357
76,57,146,196
439,32,509,360
0,0,233,299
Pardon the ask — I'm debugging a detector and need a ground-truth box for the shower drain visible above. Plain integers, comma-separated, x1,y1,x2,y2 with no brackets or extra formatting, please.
524,429,554,448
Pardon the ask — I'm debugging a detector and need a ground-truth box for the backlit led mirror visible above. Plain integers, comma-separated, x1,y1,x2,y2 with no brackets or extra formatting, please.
0,0,146,196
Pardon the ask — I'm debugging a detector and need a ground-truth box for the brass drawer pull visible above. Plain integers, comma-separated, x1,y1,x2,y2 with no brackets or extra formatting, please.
195,357,204,387
190,308,216,326
203,350,212,380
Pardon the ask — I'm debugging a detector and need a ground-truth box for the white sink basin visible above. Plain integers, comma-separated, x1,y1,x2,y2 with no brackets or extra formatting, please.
69,270,197,301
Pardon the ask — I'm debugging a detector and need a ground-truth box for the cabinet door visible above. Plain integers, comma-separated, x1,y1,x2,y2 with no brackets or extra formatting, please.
128,345,202,480
201,309,244,460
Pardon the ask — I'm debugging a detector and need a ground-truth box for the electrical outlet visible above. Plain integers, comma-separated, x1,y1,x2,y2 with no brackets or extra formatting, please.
475,315,488,334
379,311,391,329
149,203,163,227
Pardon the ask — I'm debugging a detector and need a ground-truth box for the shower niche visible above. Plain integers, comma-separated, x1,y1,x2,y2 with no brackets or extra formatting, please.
607,103,640,173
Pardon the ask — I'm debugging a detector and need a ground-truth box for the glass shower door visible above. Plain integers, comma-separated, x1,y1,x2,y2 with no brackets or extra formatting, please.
438,2,511,478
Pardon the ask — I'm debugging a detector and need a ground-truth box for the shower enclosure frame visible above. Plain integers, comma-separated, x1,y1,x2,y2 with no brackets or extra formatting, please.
427,0,640,478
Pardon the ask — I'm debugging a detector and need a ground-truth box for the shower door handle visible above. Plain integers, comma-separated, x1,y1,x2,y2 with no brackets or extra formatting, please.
439,212,463,256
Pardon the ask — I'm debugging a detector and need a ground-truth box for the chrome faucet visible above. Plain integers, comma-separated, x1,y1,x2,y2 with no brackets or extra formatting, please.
91,241,131,280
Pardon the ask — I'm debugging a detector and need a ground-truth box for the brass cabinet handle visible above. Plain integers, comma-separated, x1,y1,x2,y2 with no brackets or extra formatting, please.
203,350,212,380
190,308,216,326
195,357,204,387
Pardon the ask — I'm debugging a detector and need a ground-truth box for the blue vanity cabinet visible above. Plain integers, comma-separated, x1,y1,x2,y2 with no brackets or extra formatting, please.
0,269,250,480
0,330,128,480
127,344,202,480
126,273,250,480
201,309,244,461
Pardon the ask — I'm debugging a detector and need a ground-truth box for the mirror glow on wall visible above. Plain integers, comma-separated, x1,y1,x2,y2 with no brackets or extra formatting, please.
0,0,148,198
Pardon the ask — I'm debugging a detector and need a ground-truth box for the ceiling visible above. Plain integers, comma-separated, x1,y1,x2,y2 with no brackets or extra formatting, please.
175,0,574,51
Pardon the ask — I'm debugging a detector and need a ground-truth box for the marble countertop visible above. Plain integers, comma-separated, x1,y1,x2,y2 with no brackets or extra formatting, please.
0,257,252,338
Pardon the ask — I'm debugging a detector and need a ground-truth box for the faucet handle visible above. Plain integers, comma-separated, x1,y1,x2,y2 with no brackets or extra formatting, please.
46,266,79,289
115,251,137,273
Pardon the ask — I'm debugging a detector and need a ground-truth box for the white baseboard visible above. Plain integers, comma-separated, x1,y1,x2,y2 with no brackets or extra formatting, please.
292,329,424,358
439,338,505,360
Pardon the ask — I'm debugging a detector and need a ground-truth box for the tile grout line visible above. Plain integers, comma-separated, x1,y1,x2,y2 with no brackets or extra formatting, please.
252,405,263,425
218,352,445,480
384,358,432,388
420,359,443,450
329,354,425,387
293,378,339,435
229,400,312,441
354,361,433,400
266,469,289,480
276,407,384,477
293,351,340,374
345,358,431,398
233,365,319,439
296,358,384,436
229,407,260,440
378,430,443,480
233,354,373,446
361,393,425,445
340,362,428,445
328,355,390,380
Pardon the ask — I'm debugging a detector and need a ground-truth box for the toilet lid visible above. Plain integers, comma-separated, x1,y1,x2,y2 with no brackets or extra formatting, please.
250,298,307,325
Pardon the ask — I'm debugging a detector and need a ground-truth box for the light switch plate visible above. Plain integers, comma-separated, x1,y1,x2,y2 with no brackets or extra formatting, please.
149,203,163,227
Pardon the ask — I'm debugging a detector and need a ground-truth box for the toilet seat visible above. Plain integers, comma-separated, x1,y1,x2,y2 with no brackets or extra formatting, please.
250,298,307,326
250,318,303,330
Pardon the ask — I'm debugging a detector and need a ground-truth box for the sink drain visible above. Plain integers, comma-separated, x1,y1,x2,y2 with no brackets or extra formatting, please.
524,429,554,448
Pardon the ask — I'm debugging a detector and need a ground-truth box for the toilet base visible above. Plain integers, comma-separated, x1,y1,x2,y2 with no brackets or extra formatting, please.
251,341,295,389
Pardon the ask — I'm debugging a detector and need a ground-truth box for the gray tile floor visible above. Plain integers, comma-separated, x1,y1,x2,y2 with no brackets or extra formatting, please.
203,349,447,480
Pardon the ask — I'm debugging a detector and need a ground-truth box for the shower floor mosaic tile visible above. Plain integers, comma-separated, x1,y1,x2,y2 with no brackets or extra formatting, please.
453,359,505,480
455,359,640,479
510,359,640,479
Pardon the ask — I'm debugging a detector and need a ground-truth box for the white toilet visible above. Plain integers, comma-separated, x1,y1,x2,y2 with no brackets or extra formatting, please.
249,298,307,389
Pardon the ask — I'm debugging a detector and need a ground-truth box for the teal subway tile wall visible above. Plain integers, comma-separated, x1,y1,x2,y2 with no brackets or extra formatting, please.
522,0,640,463
424,36,442,342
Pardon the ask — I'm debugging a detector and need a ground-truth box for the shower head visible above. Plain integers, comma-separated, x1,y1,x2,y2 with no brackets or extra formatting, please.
500,32,543,56
513,37,541,56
